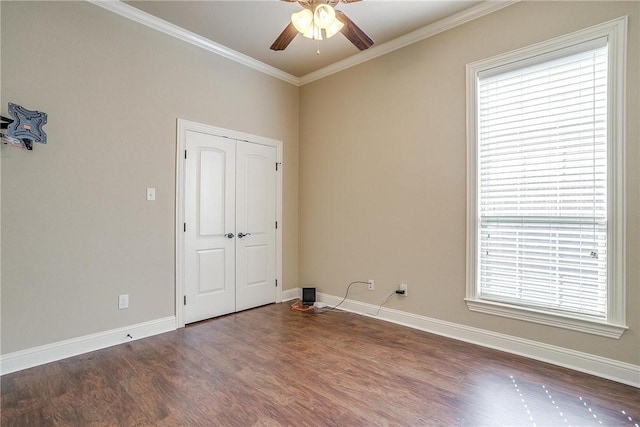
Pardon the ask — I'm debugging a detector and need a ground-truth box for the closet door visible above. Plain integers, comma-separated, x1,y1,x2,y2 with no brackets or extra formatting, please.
235,141,277,311
184,131,236,323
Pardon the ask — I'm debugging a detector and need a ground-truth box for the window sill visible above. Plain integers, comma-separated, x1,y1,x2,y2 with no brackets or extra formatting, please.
465,299,627,339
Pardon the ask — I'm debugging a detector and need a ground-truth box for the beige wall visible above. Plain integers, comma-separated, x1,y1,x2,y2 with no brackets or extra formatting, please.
299,1,640,365
0,1,299,353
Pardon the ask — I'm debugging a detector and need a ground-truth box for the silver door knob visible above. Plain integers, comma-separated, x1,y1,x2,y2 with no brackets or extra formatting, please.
225,233,234,239
238,232,251,238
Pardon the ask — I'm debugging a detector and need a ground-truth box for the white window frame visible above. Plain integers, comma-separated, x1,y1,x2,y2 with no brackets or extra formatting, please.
465,17,628,339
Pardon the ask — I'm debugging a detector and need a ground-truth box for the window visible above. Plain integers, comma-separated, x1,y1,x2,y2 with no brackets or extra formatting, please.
466,18,627,338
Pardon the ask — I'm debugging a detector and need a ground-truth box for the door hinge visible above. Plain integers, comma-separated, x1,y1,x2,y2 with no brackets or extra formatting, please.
275,221,278,229
184,295,187,305
184,223,186,232
275,279,278,287
184,150,187,159
276,162,281,171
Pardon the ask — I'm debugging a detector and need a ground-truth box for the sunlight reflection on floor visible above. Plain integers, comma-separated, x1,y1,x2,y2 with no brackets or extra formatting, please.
464,372,639,426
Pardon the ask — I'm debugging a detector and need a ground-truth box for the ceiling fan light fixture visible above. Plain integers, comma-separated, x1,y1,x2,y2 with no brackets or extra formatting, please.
273,0,373,52
291,9,313,33
302,26,323,40
313,4,336,29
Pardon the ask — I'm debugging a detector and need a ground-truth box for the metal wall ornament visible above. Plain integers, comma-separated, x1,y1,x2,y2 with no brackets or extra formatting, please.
1,103,48,151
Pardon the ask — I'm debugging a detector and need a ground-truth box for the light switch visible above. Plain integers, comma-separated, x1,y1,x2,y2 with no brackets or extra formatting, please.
118,294,129,310
146,187,156,201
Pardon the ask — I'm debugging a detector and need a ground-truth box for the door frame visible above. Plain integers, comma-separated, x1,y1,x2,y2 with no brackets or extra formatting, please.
175,119,284,328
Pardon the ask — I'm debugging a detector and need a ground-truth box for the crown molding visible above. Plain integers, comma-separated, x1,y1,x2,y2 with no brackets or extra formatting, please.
88,0,518,87
299,0,519,85
87,0,300,86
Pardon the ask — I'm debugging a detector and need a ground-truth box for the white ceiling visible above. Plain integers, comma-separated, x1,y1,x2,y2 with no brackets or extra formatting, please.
124,0,483,78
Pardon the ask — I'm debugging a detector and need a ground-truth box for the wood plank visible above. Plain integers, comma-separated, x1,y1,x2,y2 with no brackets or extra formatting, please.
2,303,638,426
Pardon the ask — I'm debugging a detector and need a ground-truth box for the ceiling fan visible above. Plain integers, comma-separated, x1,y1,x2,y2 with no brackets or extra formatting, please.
270,0,374,52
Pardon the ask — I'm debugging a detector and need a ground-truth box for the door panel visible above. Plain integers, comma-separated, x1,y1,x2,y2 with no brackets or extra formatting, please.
197,249,225,293
246,244,267,285
246,156,268,232
236,141,276,311
185,131,236,323
198,150,226,236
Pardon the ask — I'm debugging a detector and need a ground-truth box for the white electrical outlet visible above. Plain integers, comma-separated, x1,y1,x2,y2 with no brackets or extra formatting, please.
368,279,374,291
399,283,408,296
118,294,129,309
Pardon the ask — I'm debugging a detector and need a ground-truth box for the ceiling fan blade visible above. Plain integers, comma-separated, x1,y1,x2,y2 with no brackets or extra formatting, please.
335,10,374,51
340,0,363,3
270,22,299,51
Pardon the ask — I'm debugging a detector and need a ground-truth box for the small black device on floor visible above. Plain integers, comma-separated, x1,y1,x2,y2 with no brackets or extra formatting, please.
302,287,316,306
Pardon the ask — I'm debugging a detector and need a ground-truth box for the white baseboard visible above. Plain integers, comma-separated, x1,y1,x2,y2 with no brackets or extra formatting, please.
281,287,302,302
0,316,176,375
308,290,639,388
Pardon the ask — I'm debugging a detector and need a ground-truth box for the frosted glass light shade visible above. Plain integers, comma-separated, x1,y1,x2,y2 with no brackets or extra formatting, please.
324,18,344,38
291,9,313,33
313,4,336,29
302,26,323,40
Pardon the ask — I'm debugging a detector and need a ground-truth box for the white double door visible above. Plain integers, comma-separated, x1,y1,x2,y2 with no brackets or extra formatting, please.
184,130,276,324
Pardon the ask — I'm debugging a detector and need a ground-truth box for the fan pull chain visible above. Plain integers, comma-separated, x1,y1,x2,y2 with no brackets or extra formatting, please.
316,39,320,55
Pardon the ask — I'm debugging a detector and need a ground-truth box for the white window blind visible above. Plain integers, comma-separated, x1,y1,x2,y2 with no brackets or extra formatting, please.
477,39,608,319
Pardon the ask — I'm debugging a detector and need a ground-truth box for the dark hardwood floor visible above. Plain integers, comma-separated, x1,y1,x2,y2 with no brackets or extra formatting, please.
2,303,638,426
